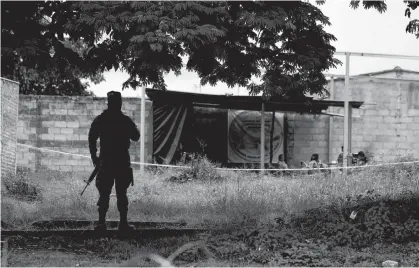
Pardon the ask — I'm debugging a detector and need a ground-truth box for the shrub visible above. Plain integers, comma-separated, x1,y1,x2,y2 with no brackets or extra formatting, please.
3,171,42,202
168,154,224,183
288,188,419,248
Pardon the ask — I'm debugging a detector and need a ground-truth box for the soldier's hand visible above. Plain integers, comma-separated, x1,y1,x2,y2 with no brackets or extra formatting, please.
92,156,100,167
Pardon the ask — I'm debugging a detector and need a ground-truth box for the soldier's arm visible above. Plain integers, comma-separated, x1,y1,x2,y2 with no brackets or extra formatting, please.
128,117,140,142
88,116,100,159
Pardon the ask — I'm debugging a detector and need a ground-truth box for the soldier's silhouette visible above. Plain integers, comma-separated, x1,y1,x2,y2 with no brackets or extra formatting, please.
88,91,140,231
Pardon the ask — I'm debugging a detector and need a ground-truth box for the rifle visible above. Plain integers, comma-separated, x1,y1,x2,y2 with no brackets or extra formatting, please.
80,165,100,196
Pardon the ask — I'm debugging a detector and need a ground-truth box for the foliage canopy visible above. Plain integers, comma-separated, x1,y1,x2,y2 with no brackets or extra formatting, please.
2,1,417,97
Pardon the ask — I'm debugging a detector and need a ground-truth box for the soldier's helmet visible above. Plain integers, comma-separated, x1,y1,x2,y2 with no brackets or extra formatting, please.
107,91,122,110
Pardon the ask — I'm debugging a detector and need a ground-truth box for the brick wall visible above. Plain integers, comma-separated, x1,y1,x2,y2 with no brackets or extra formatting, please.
328,77,419,162
17,95,153,173
1,78,20,179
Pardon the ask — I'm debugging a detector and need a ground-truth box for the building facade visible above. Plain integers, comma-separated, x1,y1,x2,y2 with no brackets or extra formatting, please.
327,67,419,163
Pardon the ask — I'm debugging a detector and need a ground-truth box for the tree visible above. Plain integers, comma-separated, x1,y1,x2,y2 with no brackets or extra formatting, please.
61,1,338,101
404,0,419,38
316,0,419,38
348,0,419,38
3,1,417,98
1,1,104,96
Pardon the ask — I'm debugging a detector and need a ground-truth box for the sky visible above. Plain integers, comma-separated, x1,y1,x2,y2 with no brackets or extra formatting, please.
87,0,419,98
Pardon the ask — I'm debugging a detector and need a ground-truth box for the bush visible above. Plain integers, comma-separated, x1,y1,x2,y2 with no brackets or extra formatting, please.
289,188,419,248
3,171,42,202
168,153,225,183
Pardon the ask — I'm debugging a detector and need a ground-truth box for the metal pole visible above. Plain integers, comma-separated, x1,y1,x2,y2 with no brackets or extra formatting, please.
140,86,146,174
343,53,350,171
348,104,353,157
0,80,2,183
260,102,265,174
335,51,419,60
328,77,335,163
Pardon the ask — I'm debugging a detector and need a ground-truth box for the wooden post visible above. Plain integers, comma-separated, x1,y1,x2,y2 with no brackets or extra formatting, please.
140,86,146,174
343,53,350,171
260,102,265,174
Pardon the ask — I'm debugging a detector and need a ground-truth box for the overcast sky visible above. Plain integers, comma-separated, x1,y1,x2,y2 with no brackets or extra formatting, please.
87,0,419,97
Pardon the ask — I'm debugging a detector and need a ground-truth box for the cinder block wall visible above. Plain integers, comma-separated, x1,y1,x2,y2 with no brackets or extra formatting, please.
1,78,20,178
330,78,419,162
17,95,153,173
284,77,419,166
285,113,330,168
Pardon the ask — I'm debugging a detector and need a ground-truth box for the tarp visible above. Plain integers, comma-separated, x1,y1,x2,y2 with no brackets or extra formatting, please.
152,104,285,165
227,110,284,163
153,103,189,164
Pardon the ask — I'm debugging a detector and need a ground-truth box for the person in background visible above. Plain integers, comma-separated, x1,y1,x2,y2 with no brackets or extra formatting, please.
356,151,368,165
269,154,288,176
277,154,288,170
308,154,320,169
337,146,344,165
307,153,329,174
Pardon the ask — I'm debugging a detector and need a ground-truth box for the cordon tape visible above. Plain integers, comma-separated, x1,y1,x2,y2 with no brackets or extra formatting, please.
17,143,419,172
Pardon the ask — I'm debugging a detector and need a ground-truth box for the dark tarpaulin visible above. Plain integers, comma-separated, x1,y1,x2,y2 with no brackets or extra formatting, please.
191,107,227,163
152,101,200,164
153,102,188,164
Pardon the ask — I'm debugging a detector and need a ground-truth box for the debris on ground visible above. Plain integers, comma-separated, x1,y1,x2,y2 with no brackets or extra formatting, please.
382,260,399,267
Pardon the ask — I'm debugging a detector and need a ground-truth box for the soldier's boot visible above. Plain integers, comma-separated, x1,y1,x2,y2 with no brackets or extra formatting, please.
94,210,107,231
118,210,134,231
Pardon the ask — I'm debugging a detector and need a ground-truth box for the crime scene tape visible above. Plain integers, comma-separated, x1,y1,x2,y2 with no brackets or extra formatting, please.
17,143,419,172
17,143,189,169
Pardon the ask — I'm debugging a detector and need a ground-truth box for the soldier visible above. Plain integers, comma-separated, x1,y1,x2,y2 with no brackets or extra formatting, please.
88,91,140,231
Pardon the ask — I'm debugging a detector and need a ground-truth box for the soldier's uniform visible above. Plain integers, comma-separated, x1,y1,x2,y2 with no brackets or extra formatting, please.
88,91,140,231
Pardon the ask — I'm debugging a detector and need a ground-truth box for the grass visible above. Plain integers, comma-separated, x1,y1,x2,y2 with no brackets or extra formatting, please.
2,156,419,266
2,157,419,229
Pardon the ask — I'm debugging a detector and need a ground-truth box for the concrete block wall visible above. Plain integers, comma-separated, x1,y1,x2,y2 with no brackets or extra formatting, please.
328,77,419,162
285,113,330,168
17,95,153,173
1,78,20,179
